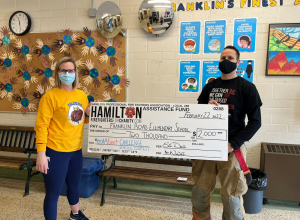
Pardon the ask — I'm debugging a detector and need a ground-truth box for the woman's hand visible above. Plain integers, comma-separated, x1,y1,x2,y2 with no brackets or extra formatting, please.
36,151,48,174
85,102,92,117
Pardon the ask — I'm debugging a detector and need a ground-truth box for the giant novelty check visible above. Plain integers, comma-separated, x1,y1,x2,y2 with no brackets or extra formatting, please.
88,102,228,161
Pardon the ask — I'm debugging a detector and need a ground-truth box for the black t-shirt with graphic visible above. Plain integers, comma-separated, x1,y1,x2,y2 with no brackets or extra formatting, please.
197,76,262,150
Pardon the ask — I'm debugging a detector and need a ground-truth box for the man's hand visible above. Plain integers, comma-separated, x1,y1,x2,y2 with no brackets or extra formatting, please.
208,100,219,106
228,142,234,153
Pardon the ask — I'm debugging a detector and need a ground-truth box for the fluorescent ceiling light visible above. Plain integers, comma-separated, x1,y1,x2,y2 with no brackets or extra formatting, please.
102,13,109,19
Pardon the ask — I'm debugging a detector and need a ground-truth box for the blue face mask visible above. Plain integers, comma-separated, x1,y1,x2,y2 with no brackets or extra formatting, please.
59,72,75,85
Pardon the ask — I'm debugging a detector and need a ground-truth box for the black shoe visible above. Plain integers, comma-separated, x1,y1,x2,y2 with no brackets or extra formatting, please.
69,210,89,220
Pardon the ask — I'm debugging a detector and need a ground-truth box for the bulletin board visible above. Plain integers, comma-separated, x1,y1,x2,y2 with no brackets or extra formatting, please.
0,26,128,114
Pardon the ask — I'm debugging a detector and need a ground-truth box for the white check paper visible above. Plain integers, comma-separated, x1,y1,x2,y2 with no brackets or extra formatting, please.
88,102,228,161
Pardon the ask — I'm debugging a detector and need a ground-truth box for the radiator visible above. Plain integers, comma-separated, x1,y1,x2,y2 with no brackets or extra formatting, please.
260,142,300,201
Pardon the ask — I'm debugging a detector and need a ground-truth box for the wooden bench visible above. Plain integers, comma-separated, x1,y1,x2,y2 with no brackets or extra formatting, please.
99,155,193,206
0,125,39,197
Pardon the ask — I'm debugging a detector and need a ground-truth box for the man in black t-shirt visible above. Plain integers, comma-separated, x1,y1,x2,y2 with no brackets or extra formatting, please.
191,46,262,220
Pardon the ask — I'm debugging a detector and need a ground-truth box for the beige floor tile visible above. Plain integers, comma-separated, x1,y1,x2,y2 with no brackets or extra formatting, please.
0,178,299,220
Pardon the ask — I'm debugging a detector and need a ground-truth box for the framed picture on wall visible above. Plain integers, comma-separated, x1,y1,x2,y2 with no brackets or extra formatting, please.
266,23,300,76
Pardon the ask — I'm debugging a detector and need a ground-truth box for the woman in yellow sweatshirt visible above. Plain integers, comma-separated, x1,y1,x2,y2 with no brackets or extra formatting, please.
35,57,91,220
147,23,153,33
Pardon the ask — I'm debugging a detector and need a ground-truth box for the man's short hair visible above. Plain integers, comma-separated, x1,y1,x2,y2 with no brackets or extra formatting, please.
224,45,240,60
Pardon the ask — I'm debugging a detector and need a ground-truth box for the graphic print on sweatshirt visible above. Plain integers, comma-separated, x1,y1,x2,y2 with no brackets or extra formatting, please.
209,88,236,109
68,101,85,125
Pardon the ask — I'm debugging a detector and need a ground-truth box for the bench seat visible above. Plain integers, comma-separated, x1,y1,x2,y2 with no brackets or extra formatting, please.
102,166,194,185
100,154,193,206
0,156,36,169
0,126,38,197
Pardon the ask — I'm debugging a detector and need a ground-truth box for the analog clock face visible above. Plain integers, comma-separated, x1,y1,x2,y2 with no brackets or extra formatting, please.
10,12,30,35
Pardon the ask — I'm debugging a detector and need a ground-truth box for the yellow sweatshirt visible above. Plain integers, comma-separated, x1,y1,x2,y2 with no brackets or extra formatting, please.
34,88,89,152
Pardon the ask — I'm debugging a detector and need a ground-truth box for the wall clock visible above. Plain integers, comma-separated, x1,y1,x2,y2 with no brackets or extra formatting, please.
9,11,31,36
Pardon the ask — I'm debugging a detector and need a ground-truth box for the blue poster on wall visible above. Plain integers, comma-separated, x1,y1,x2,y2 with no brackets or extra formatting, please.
236,59,255,83
233,18,257,53
180,21,201,54
204,20,226,54
179,61,200,92
202,60,221,89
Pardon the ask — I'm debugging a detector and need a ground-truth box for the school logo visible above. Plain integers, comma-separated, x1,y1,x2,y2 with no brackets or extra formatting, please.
68,102,85,126
125,107,135,118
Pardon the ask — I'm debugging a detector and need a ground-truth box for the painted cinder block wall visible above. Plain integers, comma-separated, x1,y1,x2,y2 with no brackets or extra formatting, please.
0,0,300,175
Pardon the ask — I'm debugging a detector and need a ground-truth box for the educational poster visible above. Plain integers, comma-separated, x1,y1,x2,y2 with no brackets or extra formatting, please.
179,60,200,92
204,20,226,54
0,27,128,114
202,59,254,89
266,23,300,76
233,18,257,53
180,21,201,54
236,59,254,83
202,60,220,89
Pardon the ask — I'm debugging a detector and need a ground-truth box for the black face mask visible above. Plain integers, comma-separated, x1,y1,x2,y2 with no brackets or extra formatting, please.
219,59,237,74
